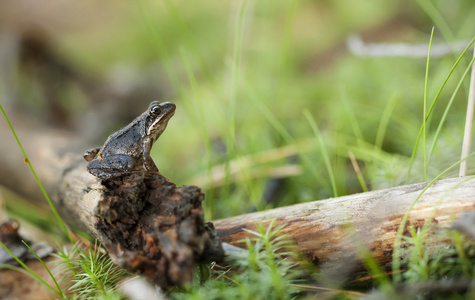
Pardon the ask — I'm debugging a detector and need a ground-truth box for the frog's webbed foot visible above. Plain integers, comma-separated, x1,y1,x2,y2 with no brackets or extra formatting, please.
87,154,139,180
84,147,101,162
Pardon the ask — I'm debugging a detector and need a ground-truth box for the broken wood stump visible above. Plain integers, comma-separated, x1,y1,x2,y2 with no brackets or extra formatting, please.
61,163,224,288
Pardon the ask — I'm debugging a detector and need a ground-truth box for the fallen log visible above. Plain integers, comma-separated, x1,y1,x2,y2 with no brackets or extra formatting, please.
213,176,475,276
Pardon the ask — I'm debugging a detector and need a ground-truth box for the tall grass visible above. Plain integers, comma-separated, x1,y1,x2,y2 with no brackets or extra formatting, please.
406,37,475,183
0,105,73,244
0,241,67,299
0,104,72,298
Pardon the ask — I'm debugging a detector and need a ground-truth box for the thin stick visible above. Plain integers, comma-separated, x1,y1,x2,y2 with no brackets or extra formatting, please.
459,46,475,176
347,35,471,58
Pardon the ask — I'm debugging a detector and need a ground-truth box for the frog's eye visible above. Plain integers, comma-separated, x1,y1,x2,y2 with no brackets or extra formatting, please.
151,105,162,116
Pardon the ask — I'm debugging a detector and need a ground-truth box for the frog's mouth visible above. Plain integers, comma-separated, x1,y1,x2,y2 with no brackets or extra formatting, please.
147,102,176,136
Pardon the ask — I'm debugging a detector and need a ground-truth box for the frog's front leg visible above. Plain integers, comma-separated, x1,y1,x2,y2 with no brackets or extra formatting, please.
87,154,137,180
143,137,159,172
84,147,101,162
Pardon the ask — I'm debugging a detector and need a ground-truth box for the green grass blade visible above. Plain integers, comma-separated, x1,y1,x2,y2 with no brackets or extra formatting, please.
0,241,60,297
406,37,475,182
227,0,247,152
133,0,179,89
415,0,455,42
422,27,434,181
162,0,212,81
221,0,248,206
0,104,73,244
179,48,215,219
22,241,65,298
339,85,366,146
375,93,398,149
428,55,475,163
303,109,338,197
0,263,61,299
247,84,327,189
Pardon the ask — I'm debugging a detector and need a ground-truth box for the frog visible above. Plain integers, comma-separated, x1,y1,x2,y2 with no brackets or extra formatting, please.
84,101,176,181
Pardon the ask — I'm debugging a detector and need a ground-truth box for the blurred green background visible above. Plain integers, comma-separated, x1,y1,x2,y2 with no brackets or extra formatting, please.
1,0,475,221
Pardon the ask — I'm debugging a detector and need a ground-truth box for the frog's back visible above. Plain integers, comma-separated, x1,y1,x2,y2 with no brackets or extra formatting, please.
99,122,143,158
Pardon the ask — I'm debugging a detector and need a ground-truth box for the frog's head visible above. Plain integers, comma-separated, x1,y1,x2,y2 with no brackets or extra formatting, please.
146,101,176,140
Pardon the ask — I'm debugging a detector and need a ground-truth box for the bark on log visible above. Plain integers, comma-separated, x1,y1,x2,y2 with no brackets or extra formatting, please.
1,123,475,279
213,176,475,276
